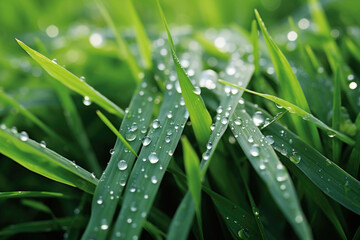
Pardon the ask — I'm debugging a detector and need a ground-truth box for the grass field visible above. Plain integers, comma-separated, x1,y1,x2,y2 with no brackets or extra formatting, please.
0,0,359,239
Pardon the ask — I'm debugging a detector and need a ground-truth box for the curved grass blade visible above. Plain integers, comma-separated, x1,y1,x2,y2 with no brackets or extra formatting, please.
332,66,342,161
254,10,322,151
0,191,73,199
168,59,254,240
244,104,360,215
0,127,98,194
16,39,124,117
125,0,152,69
157,0,212,147
96,110,138,157
110,53,193,240
230,106,312,240
0,89,63,143
95,0,142,83
81,74,156,240
0,217,87,237
21,199,52,214
219,80,355,145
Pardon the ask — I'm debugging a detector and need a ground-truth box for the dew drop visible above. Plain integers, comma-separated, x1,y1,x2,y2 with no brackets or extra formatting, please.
152,119,160,129
97,198,103,205
151,176,158,184
248,136,254,143
51,58,57,64
252,111,264,127
234,117,242,126
100,219,108,230
125,130,137,142
265,135,274,145
110,149,115,155
206,142,213,150
238,228,250,239
148,152,159,164
193,86,201,95
142,136,151,146
118,160,128,170
210,123,216,131
221,117,229,125
19,131,29,141
250,144,259,157
290,152,301,164
40,140,46,148
83,96,91,106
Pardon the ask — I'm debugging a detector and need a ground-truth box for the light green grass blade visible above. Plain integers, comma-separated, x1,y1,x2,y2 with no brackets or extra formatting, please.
332,66,342,162
157,0,212,148
0,127,98,194
125,0,152,69
254,10,322,151
193,33,231,60
247,105,360,215
0,89,63,143
345,37,360,63
110,51,194,239
96,110,138,157
0,217,87,237
219,80,355,146
168,59,254,240
0,191,73,199
251,20,260,78
96,0,142,83
204,188,261,240
16,39,124,117
181,136,203,238
230,106,312,240
82,74,156,240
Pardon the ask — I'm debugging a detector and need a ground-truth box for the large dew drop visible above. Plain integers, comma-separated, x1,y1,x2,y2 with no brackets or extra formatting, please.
250,144,259,157
118,160,128,170
252,111,264,127
83,96,92,106
19,131,29,141
148,152,159,164
290,152,301,164
142,136,151,146
152,119,160,129
125,130,137,142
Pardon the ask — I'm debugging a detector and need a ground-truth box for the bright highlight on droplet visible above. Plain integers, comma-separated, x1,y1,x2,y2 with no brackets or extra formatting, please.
298,18,310,30
89,33,104,47
349,82,358,90
46,25,59,38
287,31,298,41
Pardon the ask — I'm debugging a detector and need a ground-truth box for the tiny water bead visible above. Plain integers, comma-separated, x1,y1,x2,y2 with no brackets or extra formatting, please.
51,58,57,64
97,198,103,205
83,96,91,106
151,176,158,184
250,144,259,157
118,160,128,170
193,86,201,95
100,219,108,230
40,140,46,148
152,119,160,129
148,152,159,164
265,135,274,145
234,117,242,126
290,152,301,164
221,117,229,125
142,136,151,146
19,131,29,141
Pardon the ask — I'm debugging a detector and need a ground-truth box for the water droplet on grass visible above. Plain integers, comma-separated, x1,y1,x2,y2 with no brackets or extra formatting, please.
118,160,128,170
148,152,159,164
234,117,242,126
290,152,301,164
40,140,46,148
252,111,264,126
250,144,259,157
19,131,29,141
151,176,158,184
152,119,160,129
142,136,151,146
83,96,91,106
238,228,250,239
125,130,137,142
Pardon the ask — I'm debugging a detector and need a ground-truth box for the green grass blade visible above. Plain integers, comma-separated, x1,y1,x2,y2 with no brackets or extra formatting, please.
157,0,212,148
0,217,87,237
0,191,73,199
21,199,52,214
181,136,202,238
254,10,322,151
82,74,156,239
346,114,360,177
345,37,360,63
219,80,355,146
251,19,260,78
125,0,152,69
246,105,360,215
230,106,312,240
0,127,98,194
110,57,191,240
96,0,142,83
167,192,196,240
96,110,138,157
0,89,64,143
332,66,342,162
204,188,261,240
16,39,124,117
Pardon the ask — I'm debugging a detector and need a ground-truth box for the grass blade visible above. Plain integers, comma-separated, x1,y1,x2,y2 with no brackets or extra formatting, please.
230,106,312,240
95,0,142,83
0,89,63,143
332,66,342,162
16,39,124,117
219,80,355,145
96,110,138,157
0,127,98,194
81,74,157,239
0,191,73,199
245,104,360,215
254,10,322,151
157,0,212,148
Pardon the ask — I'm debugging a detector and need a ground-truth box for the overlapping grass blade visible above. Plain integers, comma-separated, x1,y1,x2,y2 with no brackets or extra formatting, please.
0,127,98,194
346,114,360,177
0,191,73,199
124,0,152,69
157,0,212,147
0,89,63,142
244,104,360,214
81,74,157,239
110,43,199,239
167,58,254,240
0,217,87,237
230,105,312,240
182,136,202,234
96,110,137,156
16,39,124,117
254,10,322,151
332,66,342,161
219,80,355,145
96,0,142,83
